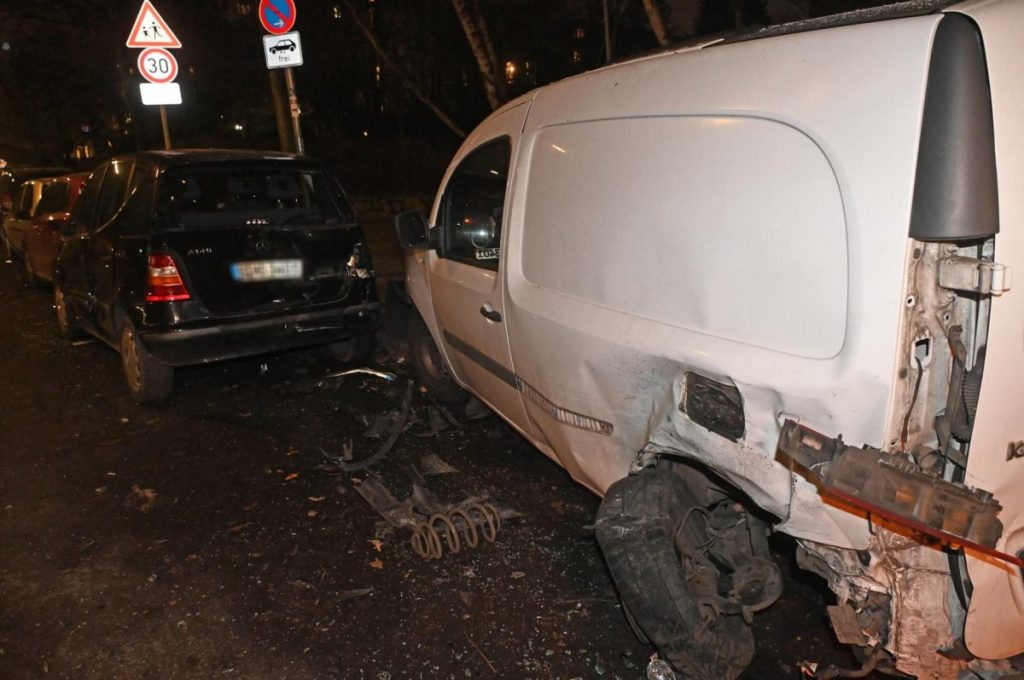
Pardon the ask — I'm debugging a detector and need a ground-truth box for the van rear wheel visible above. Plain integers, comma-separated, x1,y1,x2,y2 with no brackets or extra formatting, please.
595,464,759,680
120,324,173,403
409,314,465,404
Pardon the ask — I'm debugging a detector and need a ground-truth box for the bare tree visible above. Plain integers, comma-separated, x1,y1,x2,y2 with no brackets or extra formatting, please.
341,0,466,139
728,0,746,29
451,0,508,110
642,0,671,47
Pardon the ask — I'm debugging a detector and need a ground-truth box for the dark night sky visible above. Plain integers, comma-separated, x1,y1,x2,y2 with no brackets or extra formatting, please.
0,0,901,189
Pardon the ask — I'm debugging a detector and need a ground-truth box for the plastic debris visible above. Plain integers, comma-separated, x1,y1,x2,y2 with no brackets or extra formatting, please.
647,657,677,680
337,380,414,472
125,484,158,513
419,453,459,476
337,587,374,602
326,367,396,382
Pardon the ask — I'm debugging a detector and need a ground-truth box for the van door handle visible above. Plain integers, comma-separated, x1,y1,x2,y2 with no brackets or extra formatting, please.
479,304,502,323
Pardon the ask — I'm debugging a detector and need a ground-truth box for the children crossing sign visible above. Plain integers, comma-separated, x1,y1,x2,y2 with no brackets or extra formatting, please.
126,1,181,49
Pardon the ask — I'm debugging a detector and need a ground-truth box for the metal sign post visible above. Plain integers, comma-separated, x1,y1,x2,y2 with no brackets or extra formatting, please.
259,0,302,154
262,30,304,154
284,68,304,154
159,106,171,149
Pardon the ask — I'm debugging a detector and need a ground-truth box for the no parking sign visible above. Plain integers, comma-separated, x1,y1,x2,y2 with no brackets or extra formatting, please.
259,0,297,35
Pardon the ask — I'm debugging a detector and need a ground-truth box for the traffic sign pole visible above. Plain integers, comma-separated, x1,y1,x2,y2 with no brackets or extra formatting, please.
127,1,180,150
284,67,304,154
259,0,302,153
159,105,171,150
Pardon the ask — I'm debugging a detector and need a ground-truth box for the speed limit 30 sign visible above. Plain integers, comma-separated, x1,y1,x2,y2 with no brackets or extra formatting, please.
138,47,178,84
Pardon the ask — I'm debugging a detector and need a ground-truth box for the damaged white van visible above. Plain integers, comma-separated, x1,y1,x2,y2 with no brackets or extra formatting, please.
396,1,1024,677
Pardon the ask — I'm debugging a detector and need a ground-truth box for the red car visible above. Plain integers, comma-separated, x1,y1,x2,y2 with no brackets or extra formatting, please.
23,172,90,285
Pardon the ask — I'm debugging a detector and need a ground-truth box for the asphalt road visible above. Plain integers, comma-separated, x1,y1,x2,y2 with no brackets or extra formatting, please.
0,255,873,680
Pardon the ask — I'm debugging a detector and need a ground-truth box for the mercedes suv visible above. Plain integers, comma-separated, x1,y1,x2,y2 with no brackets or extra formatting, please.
54,150,378,402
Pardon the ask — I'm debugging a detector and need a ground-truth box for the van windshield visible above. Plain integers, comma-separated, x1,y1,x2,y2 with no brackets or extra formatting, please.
157,163,354,229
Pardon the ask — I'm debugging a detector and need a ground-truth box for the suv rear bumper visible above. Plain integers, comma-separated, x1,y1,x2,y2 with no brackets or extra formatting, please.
139,301,380,367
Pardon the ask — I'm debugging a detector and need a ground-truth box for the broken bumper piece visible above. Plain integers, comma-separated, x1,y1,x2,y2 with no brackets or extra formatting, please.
776,420,1018,565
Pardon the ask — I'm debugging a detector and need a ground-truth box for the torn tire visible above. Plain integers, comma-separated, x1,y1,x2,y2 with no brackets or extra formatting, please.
595,465,755,680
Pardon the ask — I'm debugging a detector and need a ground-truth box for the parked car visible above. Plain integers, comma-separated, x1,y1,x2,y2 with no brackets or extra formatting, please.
22,172,90,285
396,2,1023,678
2,178,50,259
54,150,379,402
0,166,70,217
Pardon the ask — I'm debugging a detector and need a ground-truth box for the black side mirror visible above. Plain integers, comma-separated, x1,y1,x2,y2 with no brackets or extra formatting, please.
394,210,432,249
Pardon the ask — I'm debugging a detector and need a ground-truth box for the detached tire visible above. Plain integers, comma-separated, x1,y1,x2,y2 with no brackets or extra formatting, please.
409,314,464,404
595,466,755,679
120,324,173,403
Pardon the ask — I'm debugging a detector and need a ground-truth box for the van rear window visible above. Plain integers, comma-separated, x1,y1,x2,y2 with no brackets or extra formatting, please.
158,164,353,229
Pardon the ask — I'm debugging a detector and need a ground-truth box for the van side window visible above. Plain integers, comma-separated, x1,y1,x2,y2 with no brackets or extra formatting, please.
93,160,134,227
440,138,511,271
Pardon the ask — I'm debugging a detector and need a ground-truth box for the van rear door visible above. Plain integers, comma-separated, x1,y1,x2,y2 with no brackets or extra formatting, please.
953,0,1024,661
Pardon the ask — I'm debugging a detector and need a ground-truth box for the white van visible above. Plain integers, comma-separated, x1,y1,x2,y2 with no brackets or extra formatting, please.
396,1,1024,677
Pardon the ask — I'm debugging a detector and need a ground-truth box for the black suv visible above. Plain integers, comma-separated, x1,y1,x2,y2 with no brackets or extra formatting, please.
54,150,379,402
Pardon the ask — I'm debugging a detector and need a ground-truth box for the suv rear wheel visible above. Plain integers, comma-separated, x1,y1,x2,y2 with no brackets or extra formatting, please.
120,324,173,403
54,285,80,339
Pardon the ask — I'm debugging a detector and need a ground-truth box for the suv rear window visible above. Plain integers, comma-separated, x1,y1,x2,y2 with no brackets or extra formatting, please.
158,164,354,229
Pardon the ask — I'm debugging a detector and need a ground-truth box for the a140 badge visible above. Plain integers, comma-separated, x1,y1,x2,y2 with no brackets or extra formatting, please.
137,47,178,84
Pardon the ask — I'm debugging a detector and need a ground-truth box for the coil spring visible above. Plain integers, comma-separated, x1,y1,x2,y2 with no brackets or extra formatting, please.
410,502,502,560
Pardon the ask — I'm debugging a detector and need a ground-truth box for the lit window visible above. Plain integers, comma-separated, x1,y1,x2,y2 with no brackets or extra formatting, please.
505,61,516,85
572,50,582,65
333,5,342,19
574,27,585,39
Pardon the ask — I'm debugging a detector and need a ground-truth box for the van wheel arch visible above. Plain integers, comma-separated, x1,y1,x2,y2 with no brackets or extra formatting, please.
595,459,782,679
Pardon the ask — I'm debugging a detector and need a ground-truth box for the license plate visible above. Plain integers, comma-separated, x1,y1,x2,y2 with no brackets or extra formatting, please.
230,259,303,282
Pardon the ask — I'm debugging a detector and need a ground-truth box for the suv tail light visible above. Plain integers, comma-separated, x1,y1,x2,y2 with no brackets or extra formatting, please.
146,253,191,302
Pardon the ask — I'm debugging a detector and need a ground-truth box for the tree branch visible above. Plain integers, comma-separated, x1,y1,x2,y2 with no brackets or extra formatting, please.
342,0,466,139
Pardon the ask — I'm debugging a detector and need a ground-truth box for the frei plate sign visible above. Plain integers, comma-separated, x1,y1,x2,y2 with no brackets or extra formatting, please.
263,31,303,69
